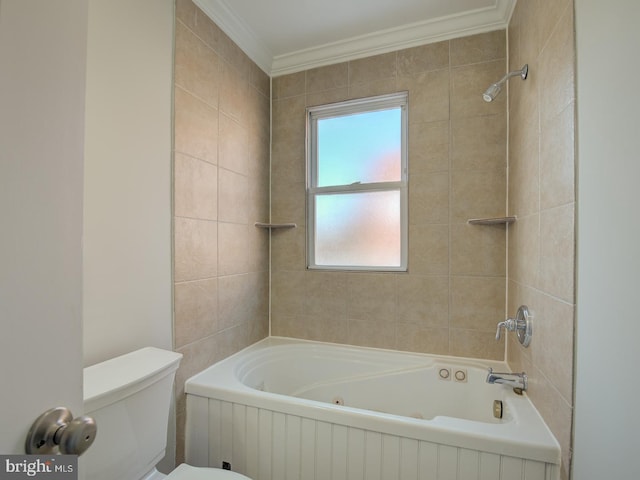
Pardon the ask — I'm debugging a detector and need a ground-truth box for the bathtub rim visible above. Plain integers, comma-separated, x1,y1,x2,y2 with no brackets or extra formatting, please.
185,336,560,465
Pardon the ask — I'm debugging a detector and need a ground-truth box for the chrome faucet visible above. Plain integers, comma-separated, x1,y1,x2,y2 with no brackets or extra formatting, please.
486,368,528,393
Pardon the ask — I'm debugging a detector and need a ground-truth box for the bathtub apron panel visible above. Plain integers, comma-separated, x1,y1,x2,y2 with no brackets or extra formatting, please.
186,395,559,480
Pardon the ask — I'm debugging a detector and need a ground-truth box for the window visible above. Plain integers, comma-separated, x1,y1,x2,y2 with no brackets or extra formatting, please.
306,92,408,271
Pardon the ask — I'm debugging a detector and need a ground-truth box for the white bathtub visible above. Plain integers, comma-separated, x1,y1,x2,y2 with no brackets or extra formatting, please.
185,337,560,480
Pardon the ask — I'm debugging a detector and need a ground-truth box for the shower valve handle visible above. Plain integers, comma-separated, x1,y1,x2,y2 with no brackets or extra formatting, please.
495,318,516,340
495,305,533,347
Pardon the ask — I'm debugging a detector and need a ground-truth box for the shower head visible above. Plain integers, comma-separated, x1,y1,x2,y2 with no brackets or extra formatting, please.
482,64,528,102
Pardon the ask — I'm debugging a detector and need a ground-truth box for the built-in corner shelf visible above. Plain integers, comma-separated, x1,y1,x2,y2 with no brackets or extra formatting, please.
467,216,517,226
254,222,297,229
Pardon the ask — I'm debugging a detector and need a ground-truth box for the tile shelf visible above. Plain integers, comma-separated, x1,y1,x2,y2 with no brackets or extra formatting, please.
467,216,517,225
254,222,297,229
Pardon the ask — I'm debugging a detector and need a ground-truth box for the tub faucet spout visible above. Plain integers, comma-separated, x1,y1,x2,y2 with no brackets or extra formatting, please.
486,368,528,393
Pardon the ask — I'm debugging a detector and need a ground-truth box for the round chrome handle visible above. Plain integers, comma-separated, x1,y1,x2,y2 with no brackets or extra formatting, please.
25,407,97,456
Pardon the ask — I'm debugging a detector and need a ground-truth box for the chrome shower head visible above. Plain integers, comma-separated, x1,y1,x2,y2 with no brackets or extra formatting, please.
482,64,528,102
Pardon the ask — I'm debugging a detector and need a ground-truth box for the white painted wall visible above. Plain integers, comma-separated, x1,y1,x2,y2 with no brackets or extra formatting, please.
573,0,640,478
0,0,87,458
83,0,174,366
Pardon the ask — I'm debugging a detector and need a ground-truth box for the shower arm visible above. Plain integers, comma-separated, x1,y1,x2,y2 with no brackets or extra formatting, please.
495,65,528,86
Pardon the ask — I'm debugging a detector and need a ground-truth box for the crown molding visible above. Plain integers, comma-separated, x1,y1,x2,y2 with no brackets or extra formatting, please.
194,0,516,77
192,0,273,74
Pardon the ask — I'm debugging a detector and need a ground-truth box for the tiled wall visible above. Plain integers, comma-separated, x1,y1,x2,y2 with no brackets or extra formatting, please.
506,1,576,479
271,31,509,360
172,0,271,462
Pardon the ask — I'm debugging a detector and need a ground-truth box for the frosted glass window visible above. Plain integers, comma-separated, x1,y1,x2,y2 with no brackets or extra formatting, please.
307,92,408,271
315,191,401,267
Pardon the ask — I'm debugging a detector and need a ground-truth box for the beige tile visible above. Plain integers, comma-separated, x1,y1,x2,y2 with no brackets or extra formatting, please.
218,168,248,224
451,114,507,171
271,181,306,226
348,318,396,350
269,314,296,338
174,278,218,348
515,0,540,69
408,224,449,275
175,21,220,108
272,97,306,184
175,0,196,31
507,3,522,72
211,23,252,80
538,0,571,52
539,203,575,302
247,128,271,180
194,6,222,53
246,226,269,273
346,273,398,322
250,63,270,98
306,88,350,108
273,71,306,99
526,365,573,480
348,78,398,99
218,113,248,175
246,174,270,226
532,293,574,403
409,172,449,225
275,314,349,344
396,324,449,355
508,62,539,155
215,323,250,360
398,69,450,124
271,227,306,271
349,52,397,85
408,121,450,175
218,222,251,276
248,310,269,345
506,331,532,375
397,275,449,327
174,87,218,164
174,217,217,282
451,168,507,223
508,134,540,218
451,60,507,119
540,102,575,210
245,85,270,143
449,329,504,360
451,223,506,276
397,41,449,76
174,153,217,220
450,30,506,66
304,271,348,321
270,270,306,318
219,61,249,124
307,62,348,93
507,214,540,287
450,276,505,330
175,334,218,397
538,5,575,126
217,274,253,331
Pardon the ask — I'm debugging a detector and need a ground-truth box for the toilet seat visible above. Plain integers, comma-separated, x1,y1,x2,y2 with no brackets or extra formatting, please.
166,464,251,479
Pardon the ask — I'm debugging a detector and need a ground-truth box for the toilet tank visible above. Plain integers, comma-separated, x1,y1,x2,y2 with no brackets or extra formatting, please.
80,347,183,480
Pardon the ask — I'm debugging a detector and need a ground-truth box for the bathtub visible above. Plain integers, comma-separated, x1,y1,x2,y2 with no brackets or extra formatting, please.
185,337,560,480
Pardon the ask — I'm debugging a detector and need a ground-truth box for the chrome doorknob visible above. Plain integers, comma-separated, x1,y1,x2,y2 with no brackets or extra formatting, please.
25,407,97,456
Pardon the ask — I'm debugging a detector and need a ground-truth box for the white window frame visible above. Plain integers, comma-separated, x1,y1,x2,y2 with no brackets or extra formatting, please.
306,92,409,272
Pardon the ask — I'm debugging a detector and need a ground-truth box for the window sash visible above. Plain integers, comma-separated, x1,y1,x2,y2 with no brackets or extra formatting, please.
306,92,408,272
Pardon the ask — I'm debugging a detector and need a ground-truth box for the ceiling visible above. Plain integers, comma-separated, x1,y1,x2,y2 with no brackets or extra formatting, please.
193,0,516,76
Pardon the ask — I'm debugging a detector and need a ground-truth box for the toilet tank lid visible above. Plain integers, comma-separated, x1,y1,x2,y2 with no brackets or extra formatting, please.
84,347,182,413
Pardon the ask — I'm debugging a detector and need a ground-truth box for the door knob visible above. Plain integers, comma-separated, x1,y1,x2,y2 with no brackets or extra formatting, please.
25,407,97,456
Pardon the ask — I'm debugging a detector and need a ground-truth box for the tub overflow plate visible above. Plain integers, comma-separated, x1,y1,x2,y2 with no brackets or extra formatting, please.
493,400,503,419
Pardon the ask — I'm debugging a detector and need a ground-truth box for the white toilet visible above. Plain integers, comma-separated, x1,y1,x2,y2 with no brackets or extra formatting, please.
80,347,249,480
